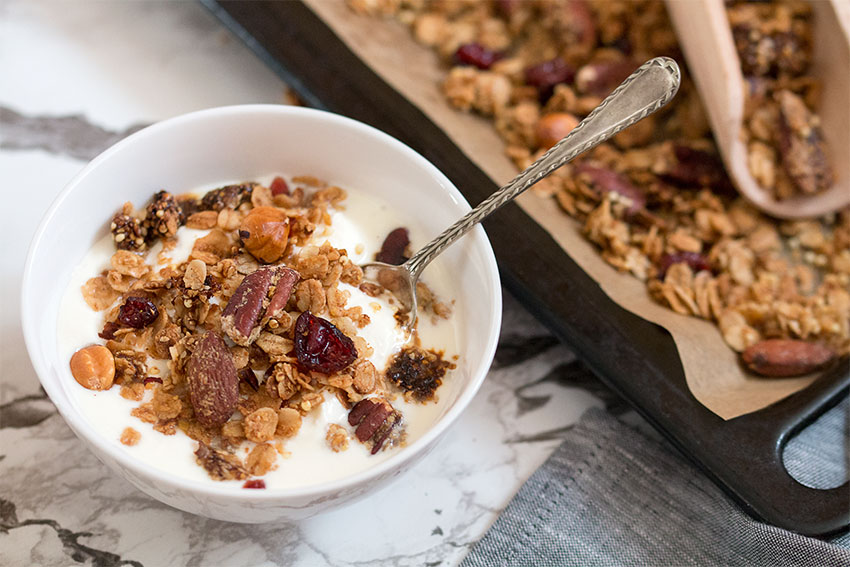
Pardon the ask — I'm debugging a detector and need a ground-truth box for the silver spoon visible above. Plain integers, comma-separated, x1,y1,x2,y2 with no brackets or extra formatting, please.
362,57,681,328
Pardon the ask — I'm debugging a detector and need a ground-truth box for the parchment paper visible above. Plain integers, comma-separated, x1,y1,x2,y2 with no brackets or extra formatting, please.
305,0,819,419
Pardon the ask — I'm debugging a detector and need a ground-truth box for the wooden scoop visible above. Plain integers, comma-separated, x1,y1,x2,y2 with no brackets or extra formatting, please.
666,0,850,219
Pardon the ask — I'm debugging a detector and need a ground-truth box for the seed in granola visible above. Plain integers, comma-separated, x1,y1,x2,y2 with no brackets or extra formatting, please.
70,345,115,391
524,58,575,102
453,42,503,70
294,311,358,374
270,176,290,196
376,227,410,265
536,112,579,150
143,376,163,386
243,479,266,489
142,190,184,241
111,213,146,251
118,296,159,329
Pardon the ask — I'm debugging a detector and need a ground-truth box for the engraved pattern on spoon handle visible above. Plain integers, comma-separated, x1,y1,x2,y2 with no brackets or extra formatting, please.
405,57,681,281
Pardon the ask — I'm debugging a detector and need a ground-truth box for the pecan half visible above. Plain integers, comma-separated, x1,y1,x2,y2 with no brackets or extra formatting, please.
776,91,833,195
221,266,300,346
186,331,239,426
348,398,404,454
741,339,836,377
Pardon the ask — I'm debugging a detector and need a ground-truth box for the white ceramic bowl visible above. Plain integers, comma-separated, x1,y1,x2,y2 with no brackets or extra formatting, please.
22,105,501,522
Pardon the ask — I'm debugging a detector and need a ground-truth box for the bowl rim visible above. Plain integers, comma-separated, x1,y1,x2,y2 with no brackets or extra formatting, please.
21,104,502,502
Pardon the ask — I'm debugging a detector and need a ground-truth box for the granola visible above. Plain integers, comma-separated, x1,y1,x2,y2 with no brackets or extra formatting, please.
68,174,457,485
350,0,847,370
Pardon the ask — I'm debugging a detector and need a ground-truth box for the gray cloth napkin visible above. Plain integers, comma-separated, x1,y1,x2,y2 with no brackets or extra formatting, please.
462,407,849,567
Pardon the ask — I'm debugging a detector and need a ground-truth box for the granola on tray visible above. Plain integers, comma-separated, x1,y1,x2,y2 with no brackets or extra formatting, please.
348,0,848,375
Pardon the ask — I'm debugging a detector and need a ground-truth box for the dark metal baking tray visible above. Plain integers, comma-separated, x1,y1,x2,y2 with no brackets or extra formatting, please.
203,0,849,537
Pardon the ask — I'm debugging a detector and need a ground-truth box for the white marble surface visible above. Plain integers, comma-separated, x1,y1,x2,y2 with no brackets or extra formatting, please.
0,2,844,566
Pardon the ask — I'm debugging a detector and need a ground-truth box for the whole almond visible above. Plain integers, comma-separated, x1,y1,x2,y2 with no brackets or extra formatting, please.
186,332,239,426
741,339,835,377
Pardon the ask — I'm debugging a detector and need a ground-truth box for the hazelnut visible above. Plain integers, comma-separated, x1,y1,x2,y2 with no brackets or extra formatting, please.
535,112,580,150
70,345,115,390
239,206,290,263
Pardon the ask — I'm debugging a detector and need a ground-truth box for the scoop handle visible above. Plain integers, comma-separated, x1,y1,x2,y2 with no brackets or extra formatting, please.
404,56,681,281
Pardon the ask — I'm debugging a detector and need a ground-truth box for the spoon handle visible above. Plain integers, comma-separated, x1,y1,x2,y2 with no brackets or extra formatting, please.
404,56,681,281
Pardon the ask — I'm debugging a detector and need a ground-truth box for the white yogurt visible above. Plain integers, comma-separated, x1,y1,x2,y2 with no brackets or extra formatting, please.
57,183,460,489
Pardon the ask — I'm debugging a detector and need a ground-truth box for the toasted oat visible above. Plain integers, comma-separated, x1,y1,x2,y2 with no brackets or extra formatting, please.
326,424,350,453
275,407,302,439
245,443,277,476
120,427,141,446
81,276,120,311
244,407,278,443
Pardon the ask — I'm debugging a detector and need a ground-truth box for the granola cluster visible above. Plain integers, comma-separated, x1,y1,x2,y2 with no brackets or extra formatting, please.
728,1,833,199
75,175,453,483
349,0,848,369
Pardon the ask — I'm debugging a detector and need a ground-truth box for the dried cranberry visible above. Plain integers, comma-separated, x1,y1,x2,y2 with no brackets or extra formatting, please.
270,176,289,196
238,367,260,391
661,145,734,194
243,479,266,489
98,321,121,340
453,42,503,70
376,228,410,265
524,58,575,101
143,377,163,385
658,252,711,280
294,311,357,374
118,297,159,328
